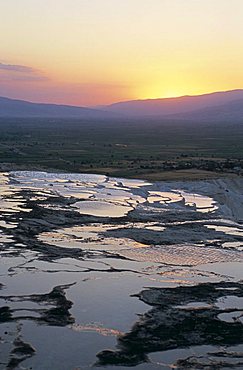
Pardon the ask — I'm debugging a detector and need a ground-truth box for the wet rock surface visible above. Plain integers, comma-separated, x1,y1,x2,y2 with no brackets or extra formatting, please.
0,171,242,369
97,282,243,366
0,283,75,326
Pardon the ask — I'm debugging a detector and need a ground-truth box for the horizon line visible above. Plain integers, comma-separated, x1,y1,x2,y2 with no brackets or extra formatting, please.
1,87,243,109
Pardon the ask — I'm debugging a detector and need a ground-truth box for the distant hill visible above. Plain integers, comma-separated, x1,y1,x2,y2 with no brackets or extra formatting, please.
169,99,243,122
1,90,243,121
0,96,115,119
101,89,243,120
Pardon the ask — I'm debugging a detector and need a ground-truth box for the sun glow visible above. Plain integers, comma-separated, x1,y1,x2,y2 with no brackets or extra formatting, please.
139,90,188,100
1,0,243,105
135,83,212,102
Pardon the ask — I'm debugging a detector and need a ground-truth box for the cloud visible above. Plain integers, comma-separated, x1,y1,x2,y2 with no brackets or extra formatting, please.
11,75,49,82
0,62,35,73
0,62,49,82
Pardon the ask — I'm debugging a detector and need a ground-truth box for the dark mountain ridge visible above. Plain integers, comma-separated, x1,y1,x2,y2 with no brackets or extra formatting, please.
168,98,243,122
101,89,243,117
0,96,115,119
0,89,243,121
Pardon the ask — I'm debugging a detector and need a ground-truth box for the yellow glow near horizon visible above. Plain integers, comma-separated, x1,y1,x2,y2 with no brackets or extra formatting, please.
0,0,243,105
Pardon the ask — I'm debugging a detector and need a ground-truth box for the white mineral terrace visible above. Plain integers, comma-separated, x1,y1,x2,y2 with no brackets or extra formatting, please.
0,171,242,370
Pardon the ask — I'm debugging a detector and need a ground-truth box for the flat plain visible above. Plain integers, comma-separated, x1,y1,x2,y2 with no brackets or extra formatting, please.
0,118,242,180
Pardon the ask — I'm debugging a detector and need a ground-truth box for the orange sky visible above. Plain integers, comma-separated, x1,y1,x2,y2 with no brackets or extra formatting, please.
1,0,243,106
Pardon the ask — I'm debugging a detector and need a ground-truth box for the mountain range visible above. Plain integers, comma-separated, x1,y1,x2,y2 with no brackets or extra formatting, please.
1,89,243,121
0,96,114,119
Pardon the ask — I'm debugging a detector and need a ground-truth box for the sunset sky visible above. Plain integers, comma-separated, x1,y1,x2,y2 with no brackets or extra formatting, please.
1,0,243,106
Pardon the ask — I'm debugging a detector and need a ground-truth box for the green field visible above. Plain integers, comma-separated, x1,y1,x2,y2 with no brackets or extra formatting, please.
0,118,242,180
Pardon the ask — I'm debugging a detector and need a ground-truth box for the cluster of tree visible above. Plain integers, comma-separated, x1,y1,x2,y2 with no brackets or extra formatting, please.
138,159,243,174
